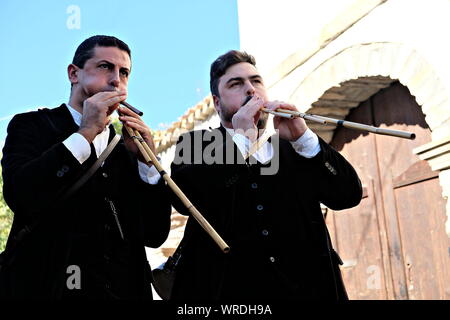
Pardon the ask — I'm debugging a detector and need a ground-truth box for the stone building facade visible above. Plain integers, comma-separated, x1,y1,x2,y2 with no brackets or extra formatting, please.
148,0,450,299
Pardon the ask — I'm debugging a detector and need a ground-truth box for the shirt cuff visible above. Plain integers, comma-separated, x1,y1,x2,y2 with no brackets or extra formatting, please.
63,132,91,164
290,128,321,158
138,160,161,185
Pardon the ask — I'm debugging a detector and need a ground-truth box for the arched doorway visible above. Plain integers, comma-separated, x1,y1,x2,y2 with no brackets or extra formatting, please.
326,81,450,299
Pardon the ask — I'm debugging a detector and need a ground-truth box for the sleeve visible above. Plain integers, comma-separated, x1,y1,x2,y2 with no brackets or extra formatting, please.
1,113,86,218
299,137,363,210
134,157,168,246
290,128,321,158
137,160,161,185
62,132,91,164
138,176,172,248
169,132,211,217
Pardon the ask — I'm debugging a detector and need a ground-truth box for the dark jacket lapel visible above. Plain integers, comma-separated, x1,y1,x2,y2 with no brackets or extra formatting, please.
41,104,79,142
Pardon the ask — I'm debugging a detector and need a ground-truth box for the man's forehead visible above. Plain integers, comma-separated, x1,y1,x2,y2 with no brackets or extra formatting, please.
90,46,131,67
222,62,259,79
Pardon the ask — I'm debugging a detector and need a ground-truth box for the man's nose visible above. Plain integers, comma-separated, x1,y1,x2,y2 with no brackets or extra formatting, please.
245,81,256,96
109,70,120,88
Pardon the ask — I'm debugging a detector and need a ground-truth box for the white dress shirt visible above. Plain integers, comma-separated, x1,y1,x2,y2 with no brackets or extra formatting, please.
62,104,161,184
225,127,321,163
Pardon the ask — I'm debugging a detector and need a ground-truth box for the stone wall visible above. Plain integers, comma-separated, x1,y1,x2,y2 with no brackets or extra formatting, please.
240,0,450,236
147,0,450,272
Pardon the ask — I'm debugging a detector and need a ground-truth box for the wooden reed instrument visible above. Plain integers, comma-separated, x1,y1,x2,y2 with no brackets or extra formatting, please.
240,96,415,139
261,107,415,139
119,101,230,253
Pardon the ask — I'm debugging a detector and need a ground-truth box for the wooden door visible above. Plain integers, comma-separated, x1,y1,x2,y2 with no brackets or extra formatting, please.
327,82,450,300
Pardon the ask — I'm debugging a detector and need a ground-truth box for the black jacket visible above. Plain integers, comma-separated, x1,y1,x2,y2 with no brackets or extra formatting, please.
169,126,362,301
1,104,171,299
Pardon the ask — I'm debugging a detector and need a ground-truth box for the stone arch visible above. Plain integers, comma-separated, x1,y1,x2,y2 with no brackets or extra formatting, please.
288,41,450,237
288,42,449,143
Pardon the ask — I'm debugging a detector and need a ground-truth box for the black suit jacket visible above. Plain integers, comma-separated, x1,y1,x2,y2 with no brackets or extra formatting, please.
1,104,171,299
169,125,362,301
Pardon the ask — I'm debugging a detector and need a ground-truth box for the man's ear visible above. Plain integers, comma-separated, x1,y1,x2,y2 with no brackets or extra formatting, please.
67,64,80,85
213,95,221,116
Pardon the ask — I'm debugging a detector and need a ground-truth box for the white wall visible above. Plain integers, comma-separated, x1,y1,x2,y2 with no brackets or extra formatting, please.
237,0,356,75
238,0,450,102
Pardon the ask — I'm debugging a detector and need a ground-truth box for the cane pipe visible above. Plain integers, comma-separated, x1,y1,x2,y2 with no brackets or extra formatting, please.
261,107,415,140
241,95,414,139
118,103,230,253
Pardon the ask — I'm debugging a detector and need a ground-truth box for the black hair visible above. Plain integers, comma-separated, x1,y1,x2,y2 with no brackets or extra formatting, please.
210,50,256,97
72,35,131,68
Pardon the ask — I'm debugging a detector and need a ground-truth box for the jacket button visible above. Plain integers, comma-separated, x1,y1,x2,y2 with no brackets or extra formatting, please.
262,229,269,236
61,165,69,173
269,257,276,263
251,183,258,189
102,172,108,178
256,204,264,211
56,170,64,177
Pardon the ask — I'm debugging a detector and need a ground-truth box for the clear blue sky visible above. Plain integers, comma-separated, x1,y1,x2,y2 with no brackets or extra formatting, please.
0,0,239,146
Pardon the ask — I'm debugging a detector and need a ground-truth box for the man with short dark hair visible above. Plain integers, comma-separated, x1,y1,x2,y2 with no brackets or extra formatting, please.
169,50,362,301
0,35,171,299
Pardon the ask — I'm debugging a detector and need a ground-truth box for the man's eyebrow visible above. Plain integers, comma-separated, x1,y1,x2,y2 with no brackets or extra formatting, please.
226,74,262,84
97,60,114,66
97,60,130,73
249,75,263,81
120,66,131,73
225,77,243,84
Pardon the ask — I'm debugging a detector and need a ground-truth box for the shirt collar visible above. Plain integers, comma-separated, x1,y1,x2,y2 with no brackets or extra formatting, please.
224,126,275,139
66,104,83,126
224,126,235,137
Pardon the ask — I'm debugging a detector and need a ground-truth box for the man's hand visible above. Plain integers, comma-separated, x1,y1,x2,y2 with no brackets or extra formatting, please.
265,101,308,141
78,91,127,143
231,95,264,141
118,106,156,166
